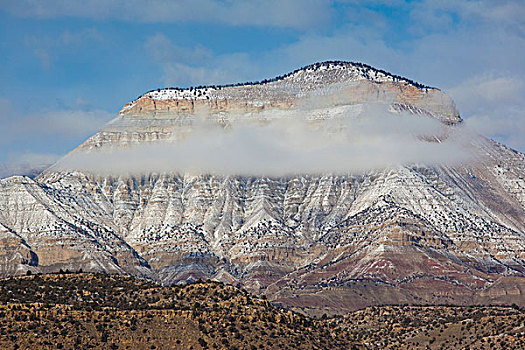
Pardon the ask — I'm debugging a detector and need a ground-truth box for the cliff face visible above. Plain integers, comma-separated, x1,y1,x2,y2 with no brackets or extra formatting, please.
0,61,524,314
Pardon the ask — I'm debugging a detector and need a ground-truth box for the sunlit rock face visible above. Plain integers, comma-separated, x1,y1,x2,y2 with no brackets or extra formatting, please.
1,61,524,314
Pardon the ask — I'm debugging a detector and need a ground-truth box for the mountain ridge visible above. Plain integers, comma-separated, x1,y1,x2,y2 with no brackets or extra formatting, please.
118,60,460,125
136,60,437,100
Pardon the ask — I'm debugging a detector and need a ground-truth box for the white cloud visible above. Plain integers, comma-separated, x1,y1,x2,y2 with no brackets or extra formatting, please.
449,74,524,111
450,74,525,150
143,34,262,86
145,33,212,64
4,100,110,140
0,152,60,178
54,103,472,176
408,0,525,35
160,62,244,87
24,27,104,68
0,96,114,177
4,0,332,30
464,111,525,150
2,109,113,140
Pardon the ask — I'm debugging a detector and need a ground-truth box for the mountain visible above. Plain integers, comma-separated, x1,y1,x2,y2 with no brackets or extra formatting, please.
0,61,524,315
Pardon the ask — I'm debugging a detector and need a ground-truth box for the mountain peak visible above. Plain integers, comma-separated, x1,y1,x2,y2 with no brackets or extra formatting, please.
120,61,460,124
137,61,435,102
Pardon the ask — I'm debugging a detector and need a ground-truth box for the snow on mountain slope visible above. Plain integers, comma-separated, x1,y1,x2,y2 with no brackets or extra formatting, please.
0,61,523,314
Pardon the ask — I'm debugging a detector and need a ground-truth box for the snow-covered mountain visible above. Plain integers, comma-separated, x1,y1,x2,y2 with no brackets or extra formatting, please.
1,62,523,314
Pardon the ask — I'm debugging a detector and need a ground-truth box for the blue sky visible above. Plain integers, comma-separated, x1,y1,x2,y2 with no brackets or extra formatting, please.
0,0,524,176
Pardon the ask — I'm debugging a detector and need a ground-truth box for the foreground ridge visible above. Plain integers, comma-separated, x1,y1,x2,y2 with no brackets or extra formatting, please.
0,273,351,349
0,273,523,350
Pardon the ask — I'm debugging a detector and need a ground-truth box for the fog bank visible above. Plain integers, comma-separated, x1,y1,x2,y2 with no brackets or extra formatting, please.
53,103,473,176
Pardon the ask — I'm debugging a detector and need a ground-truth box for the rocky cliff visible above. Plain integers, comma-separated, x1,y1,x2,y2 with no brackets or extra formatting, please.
0,61,524,314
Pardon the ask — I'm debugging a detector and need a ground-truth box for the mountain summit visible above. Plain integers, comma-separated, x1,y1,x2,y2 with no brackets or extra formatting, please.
0,62,523,315
121,61,460,122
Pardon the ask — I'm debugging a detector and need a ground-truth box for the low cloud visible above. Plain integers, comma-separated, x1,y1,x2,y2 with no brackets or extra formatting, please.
54,103,473,176
0,97,113,178
0,152,60,178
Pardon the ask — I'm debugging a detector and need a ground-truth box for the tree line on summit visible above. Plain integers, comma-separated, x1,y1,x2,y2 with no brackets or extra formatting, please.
138,60,434,100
